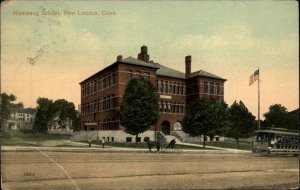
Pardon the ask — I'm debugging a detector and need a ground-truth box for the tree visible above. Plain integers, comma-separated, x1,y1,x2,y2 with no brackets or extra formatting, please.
182,98,228,148
33,98,80,132
0,92,17,121
120,79,159,143
286,109,299,131
52,99,79,131
263,104,289,129
226,101,255,149
33,98,53,132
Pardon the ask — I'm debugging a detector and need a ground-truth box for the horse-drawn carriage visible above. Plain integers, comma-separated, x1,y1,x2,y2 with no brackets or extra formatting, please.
144,138,182,153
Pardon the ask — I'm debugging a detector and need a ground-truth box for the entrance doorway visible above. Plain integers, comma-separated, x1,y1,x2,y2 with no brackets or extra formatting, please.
161,120,170,135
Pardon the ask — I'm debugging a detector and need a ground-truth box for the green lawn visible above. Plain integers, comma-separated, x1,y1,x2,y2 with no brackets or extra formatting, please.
205,141,253,150
1,131,253,150
0,131,72,147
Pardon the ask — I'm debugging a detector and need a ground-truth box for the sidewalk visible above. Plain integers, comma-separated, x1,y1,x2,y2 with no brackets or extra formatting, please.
1,145,251,154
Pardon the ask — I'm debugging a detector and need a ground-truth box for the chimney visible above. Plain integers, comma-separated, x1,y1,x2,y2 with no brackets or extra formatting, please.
117,55,123,62
137,46,150,63
185,55,191,78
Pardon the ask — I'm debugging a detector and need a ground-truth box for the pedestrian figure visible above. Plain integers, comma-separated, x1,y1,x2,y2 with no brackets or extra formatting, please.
168,139,176,149
88,138,92,147
102,138,105,148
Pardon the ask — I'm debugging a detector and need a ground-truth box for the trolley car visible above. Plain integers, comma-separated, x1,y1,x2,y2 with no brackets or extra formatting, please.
253,128,299,155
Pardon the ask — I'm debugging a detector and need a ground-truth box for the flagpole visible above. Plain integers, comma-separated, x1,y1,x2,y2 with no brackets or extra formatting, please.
258,68,260,130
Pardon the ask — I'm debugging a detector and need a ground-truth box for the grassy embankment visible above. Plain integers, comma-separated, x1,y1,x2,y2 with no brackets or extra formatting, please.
1,131,253,150
0,131,88,147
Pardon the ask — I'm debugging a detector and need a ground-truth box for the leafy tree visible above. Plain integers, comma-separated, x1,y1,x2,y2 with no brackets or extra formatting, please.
226,101,255,148
120,79,159,143
182,98,228,148
0,92,17,121
33,98,53,132
263,104,289,129
52,99,80,131
286,109,299,131
33,98,80,132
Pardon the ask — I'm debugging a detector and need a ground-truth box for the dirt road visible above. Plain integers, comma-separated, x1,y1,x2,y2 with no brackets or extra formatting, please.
1,151,299,189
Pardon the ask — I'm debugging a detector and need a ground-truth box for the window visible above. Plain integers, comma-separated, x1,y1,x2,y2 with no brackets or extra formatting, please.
87,83,90,95
111,95,115,108
182,85,185,95
210,82,214,95
173,85,176,94
98,99,101,112
126,137,132,142
159,101,163,112
126,70,132,83
157,80,161,92
112,73,116,84
216,83,220,95
98,79,101,90
103,97,106,110
168,81,171,93
164,102,167,112
135,71,141,79
204,81,209,94
144,72,150,81
106,75,109,87
164,81,167,93
103,78,106,88
94,80,97,92
107,96,111,109
94,100,97,112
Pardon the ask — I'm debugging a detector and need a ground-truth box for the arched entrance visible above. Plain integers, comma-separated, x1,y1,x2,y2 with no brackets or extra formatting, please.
161,120,170,135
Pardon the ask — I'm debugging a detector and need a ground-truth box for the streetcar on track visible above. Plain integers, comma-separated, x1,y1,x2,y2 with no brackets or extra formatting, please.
252,128,299,156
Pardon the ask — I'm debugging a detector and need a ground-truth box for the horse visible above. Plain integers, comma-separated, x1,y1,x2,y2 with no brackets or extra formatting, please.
144,138,160,153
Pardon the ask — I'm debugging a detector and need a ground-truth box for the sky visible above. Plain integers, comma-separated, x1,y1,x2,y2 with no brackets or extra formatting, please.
1,0,299,120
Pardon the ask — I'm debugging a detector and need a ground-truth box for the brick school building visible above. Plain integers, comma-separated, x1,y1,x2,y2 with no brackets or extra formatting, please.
79,46,226,142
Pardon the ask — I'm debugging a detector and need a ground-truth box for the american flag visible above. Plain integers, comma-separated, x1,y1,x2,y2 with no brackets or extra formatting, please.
249,69,259,86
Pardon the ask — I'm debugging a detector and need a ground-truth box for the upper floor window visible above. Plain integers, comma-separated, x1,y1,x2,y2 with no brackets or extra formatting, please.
103,77,107,88
107,96,111,109
204,81,209,94
135,71,141,79
168,81,171,93
216,83,220,95
177,84,180,95
210,82,214,95
103,97,106,110
144,72,150,81
98,99,101,112
126,70,132,83
112,73,116,84
98,79,102,90
164,81,167,93
93,80,97,92
111,95,116,108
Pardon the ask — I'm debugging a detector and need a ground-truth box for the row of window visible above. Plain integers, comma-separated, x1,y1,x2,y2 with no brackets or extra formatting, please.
157,80,185,95
159,101,185,114
82,72,117,97
81,95,117,115
126,70,150,82
204,82,223,95
83,120,119,131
